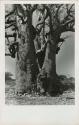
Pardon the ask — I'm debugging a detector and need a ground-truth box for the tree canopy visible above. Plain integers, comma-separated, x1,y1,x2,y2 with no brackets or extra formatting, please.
5,4,75,55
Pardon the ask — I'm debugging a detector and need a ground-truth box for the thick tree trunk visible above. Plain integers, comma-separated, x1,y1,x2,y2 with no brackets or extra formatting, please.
15,22,38,94
38,40,57,95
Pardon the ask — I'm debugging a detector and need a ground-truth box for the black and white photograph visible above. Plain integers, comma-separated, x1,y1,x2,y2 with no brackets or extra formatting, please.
5,4,75,105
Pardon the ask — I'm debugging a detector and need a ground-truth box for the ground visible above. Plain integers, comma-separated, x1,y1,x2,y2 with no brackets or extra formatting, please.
5,79,75,105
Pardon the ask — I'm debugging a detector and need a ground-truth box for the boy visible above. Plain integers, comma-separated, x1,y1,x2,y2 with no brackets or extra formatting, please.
32,4,51,53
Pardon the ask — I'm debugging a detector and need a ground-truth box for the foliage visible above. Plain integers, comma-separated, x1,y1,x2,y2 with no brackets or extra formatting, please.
58,75,75,91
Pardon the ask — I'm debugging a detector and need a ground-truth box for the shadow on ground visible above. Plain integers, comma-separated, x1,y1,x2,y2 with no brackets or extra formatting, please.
5,72,75,105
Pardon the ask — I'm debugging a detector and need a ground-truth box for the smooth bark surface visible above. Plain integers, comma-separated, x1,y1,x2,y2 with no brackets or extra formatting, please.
37,40,57,95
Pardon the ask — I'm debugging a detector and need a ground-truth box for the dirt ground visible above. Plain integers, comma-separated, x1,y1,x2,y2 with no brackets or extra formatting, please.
5,83,75,105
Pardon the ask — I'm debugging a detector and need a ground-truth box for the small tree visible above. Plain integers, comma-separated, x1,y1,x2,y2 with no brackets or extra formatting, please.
5,4,75,95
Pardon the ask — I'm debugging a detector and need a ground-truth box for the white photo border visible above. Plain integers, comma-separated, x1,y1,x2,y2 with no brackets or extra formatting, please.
0,0,79,125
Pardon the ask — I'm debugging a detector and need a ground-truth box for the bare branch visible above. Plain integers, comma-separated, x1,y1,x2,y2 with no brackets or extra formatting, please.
5,11,15,18
5,33,16,38
5,19,16,24
61,19,74,26
55,4,63,23
5,23,16,29
59,23,75,33
5,53,11,56
65,28,75,32
61,4,74,25
55,4,75,34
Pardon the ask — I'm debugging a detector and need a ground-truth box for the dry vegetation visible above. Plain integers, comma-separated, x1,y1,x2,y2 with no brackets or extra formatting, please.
5,72,75,105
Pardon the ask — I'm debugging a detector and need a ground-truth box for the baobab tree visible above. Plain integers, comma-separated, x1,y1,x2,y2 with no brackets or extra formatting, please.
5,4,75,96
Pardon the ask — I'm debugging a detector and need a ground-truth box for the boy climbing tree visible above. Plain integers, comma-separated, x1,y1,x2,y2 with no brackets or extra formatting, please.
32,4,51,69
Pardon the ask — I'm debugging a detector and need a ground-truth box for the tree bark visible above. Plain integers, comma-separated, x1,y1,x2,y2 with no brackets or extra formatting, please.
38,40,57,95
15,21,38,94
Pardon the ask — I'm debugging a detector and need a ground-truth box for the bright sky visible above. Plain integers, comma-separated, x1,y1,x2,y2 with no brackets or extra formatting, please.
5,32,75,79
